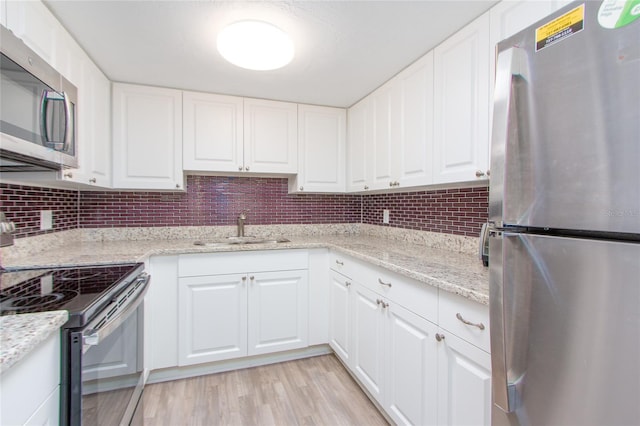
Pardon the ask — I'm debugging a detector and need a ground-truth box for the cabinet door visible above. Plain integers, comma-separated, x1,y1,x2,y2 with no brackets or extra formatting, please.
64,59,112,187
396,52,434,188
243,98,297,174
112,83,184,190
386,303,439,426
346,97,371,192
294,104,346,193
247,270,308,355
328,270,352,365
178,273,248,366
437,331,492,426
371,82,400,190
4,0,57,65
433,12,490,184
351,283,385,403
183,91,244,172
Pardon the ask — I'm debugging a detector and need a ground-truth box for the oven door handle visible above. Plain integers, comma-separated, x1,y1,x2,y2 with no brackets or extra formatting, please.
82,273,150,352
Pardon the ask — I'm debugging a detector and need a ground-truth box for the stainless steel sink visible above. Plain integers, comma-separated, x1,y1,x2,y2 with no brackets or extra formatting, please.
194,237,290,246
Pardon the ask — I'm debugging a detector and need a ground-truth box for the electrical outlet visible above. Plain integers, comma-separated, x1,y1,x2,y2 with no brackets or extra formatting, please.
40,210,53,230
383,209,390,224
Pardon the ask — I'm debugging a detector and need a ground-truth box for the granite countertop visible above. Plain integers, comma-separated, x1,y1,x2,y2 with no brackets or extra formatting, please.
3,234,489,304
0,233,488,373
0,311,68,374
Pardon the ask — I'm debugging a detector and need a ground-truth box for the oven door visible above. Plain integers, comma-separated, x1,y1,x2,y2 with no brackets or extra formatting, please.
63,273,149,426
80,305,144,426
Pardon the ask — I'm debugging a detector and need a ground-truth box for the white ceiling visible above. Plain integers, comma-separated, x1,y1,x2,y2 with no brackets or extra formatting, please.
44,0,497,108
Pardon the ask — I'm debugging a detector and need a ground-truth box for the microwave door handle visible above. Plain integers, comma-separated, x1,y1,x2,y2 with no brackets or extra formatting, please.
62,91,72,152
39,89,51,146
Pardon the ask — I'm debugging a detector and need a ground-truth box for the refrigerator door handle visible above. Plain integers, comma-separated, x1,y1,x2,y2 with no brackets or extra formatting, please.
489,229,516,413
488,45,527,226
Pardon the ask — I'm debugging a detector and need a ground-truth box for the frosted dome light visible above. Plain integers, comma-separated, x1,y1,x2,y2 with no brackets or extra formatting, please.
217,21,294,71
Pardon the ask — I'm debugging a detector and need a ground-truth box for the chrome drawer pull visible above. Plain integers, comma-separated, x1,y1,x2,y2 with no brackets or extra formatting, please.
335,260,344,266
378,278,392,288
456,313,485,330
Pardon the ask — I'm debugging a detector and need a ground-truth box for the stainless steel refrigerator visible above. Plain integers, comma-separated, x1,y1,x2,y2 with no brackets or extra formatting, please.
488,1,640,425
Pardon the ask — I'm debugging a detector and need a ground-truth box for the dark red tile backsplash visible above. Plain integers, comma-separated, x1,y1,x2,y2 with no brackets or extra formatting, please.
0,177,489,239
79,176,361,228
0,183,78,238
362,186,489,237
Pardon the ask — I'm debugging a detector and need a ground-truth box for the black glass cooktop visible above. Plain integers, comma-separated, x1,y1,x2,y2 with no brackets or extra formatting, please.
0,263,144,326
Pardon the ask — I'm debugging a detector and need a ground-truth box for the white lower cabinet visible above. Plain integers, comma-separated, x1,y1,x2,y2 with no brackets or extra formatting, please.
437,331,492,426
351,282,439,426
0,332,60,426
331,251,491,426
178,273,248,365
178,269,308,366
386,302,439,426
328,269,352,364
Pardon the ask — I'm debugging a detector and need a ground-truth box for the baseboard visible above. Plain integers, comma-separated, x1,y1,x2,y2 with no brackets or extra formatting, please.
146,344,332,384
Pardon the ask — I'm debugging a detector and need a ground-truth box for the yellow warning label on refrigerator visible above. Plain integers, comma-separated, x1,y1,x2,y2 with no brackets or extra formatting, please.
536,4,585,51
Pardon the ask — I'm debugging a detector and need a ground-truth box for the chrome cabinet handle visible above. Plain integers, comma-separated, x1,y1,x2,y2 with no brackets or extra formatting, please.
378,278,392,288
435,333,445,342
299,186,304,191
245,166,250,171
89,178,96,183
475,170,485,178
335,260,344,266
364,185,369,190
456,313,485,330
345,281,351,287
238,166,243,171
376,299,388,309
242,276,247,281
64,172,73,178
250,275,255,281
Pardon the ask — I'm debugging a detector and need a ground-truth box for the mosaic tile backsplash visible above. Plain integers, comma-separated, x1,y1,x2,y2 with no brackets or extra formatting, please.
362,186,489,236
0,176,489,239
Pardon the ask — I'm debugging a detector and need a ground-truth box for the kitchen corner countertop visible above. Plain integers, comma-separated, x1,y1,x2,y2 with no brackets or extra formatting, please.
3,234,489,305
0,310,68,374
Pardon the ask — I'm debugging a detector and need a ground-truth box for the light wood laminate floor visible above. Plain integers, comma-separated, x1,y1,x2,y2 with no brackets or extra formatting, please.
131,354,389,426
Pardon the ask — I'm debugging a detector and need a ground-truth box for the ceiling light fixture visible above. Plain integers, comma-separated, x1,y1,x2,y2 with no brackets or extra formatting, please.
217,20,294,71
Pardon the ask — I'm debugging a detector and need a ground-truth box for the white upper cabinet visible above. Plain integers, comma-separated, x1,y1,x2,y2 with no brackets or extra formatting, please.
4,0,57,65
290,104,346,193
182,92,244,173
370,81,400,190
63,59,112,187
395,52,434,188
112,83,184,190
433,12,491,184
347,97,372,192
243,98,297,174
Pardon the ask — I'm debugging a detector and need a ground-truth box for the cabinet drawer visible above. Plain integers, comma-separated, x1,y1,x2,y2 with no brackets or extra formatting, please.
179,250,308,277
329,251,355,278
358,265,438,323
439,290,490,353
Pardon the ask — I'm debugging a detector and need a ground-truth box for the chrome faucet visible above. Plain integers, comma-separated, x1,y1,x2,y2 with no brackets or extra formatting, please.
237,211,247,237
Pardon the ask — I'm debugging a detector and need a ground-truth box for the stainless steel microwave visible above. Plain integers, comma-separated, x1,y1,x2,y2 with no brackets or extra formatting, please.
0,25,77,171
